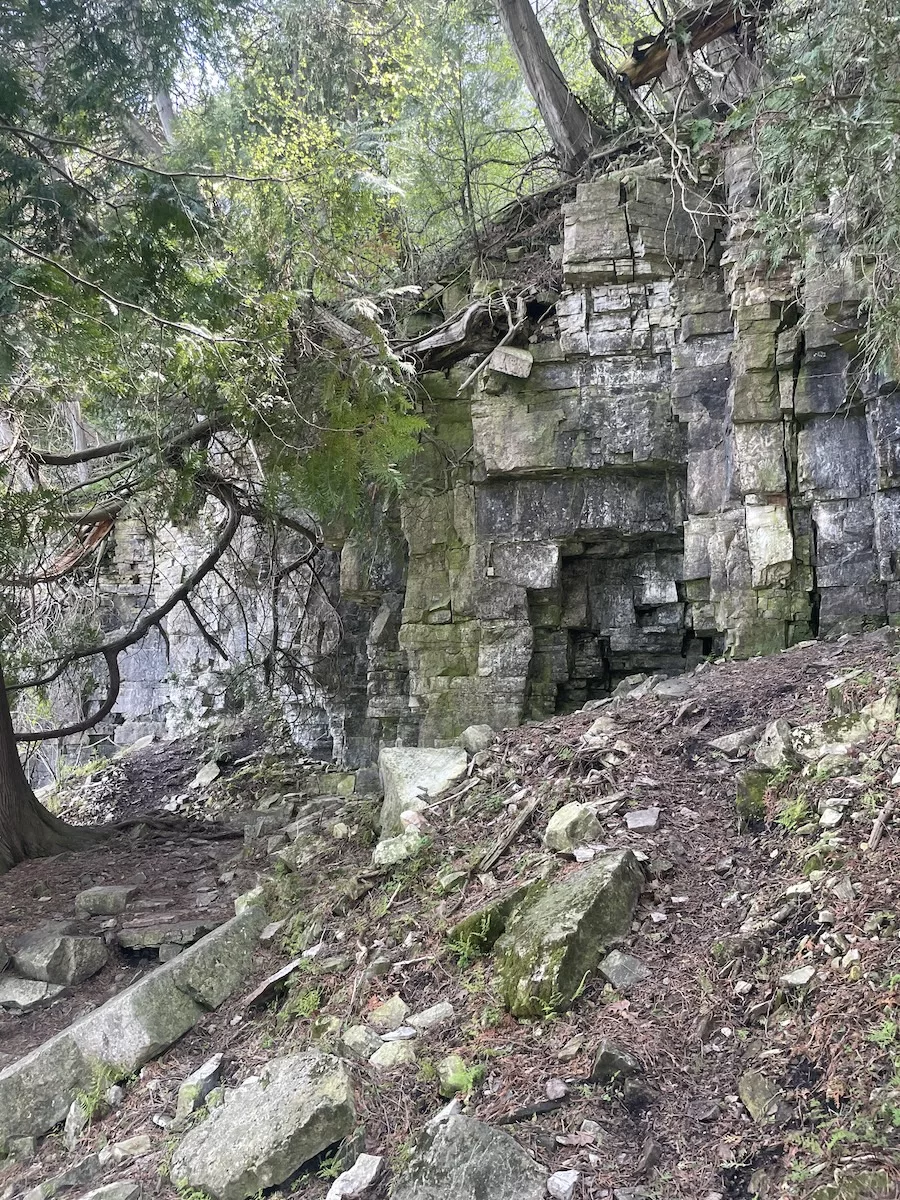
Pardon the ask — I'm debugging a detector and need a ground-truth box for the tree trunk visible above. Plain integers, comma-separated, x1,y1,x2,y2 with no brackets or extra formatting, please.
0,662,95,874
495,0,606,171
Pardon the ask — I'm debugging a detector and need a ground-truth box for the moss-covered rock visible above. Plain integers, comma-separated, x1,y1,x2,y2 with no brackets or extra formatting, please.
448,878,543,958
735,769,772,828
495,850,644,1018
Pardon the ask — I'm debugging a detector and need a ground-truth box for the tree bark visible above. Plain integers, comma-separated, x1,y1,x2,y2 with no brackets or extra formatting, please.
0,661,96,874
495,0,606,171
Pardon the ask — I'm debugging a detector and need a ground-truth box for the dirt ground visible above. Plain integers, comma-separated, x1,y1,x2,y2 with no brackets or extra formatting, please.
3,631,900,1200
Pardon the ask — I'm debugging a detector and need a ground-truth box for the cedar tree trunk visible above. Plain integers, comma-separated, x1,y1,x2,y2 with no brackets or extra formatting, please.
496,0,605,171
0,661,94,873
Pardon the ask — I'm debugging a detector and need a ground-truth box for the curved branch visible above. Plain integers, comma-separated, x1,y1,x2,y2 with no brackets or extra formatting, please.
15,649,121,743
26,417,223,468
9,479,242,695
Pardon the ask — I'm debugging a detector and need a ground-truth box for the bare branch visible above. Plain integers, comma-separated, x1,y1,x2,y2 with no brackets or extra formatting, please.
15,648,121,742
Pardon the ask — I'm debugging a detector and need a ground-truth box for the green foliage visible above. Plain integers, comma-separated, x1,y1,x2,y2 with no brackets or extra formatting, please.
751,0,900,371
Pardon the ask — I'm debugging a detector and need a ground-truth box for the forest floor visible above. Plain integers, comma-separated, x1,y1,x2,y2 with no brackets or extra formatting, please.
2,630,900,1200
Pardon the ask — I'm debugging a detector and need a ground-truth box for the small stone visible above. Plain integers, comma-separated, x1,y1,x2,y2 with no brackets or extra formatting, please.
76,1188,140,1200
754,719,795,769
437,1054,472,1098
819,807,844,829
780,965,816,988
599,950,651,992
117,919,215,951
331,822,351,840
109,1133,152,1162
408,1001,455,1033
625,807,661,833
545,1078,568,1100
64,1099,89,1150
367,993,409,1032
459,724,495,756
708,728,760,754
105,1085,125,1108
368,1040,416,1071
816,909,836,925
75,885,138,916
544,802,603,853
381,1026,417,1042
738,1069,787,1125
190,760,221,789
311,1015,343,1046
342,1025,383,1060
557,1034,586,1062
176,1053,224,1120
371,832,426,867
325,1153,384,1199
548,1170,580,1200
785,881,813,898
590,1040,641,1084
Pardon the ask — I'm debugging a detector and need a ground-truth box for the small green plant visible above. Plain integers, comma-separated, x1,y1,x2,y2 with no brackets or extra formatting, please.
279,985,322,1022
867,1018,898,1049
176,1185,213,1200
74,1061,120,1124
316,1150,344,1180
777,792,810,831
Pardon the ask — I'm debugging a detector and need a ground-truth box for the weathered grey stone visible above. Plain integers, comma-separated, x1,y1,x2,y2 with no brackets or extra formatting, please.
12,932,108,985
598,950,651,992
437,1054,472,1098
589,1040,642,1084
754,719,795,768
368,1041,416,1071
543,802,603,853
75,1186,140,1200
807,1170,897,1199
496,850,644,1017
738,1069,789,1126
0,977,65,1011
391,1114,546,1200
74,886,138,917
324,1153,384,1200
548,1170,580,1200
176,1053,224,1119
708,727,761,754
117,919,217,951
624,807,661,833
371,831,426,867
341,1024,383,1060
171,1053,354,1200
366,993,409,1032
408,1001,455,1033
458,724,495,755
378,747,468,837
0,905,266,1143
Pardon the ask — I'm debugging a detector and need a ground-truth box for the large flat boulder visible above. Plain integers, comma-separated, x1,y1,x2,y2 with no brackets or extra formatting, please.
496,849,644,1017
170,1052,355,1200
391,1113,546,1200
0,905,266,1143
12,931,107,985
378,747,467,838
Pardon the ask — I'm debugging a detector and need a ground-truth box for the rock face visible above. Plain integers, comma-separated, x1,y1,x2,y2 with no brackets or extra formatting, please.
170,1053,355,1200
391,1114,546,1200
496,849,644,1017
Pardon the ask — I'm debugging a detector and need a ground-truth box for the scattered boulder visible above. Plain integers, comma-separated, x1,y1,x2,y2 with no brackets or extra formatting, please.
543,802,603,853
378,747,468,838
190,760,221,789
448,878,541,957
625,807,661,833
391,1113,546,1200
0,977,65,1012
408,1001,455,1034
366,993,409,1032
76,1186,140,1200
598,949,651,992
437,1054,471,1098
738,1069,789,1126
589,1040,642,1084
371,831,426,867
496,849,643,1017
75,885,138,917
170,1052,354,1200
458,724,495,755
175,1053,224,1120
368,1041,416,1071
325,1153,384,1200
341,1025,383,1060
708,727,760,754
754,719,796,769
548,1170,580,1200
12,930,107,985
807,1170,897,1199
